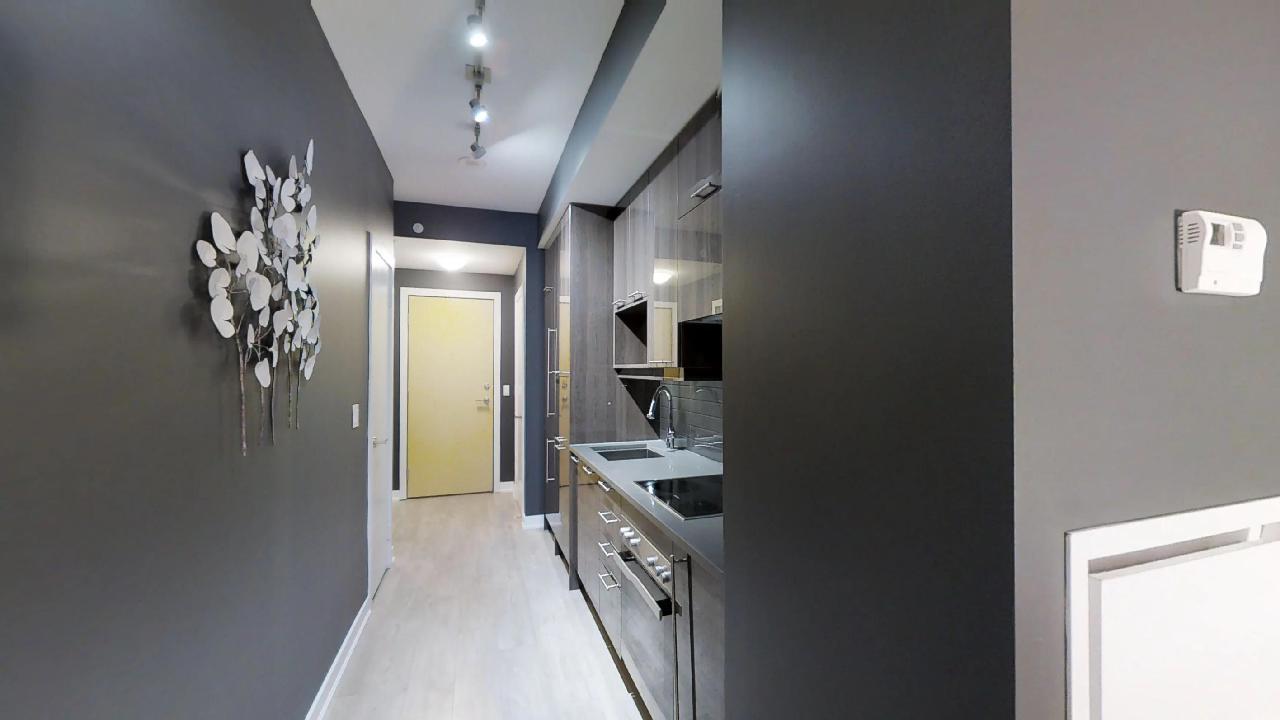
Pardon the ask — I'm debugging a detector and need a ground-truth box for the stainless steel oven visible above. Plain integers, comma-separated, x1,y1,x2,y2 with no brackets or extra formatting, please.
607,509,680,720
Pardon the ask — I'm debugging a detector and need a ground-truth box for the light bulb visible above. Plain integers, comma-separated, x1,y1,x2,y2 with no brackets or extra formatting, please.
467,14,488,48
469,98,489,123
652,269,675,285
438,253,468,272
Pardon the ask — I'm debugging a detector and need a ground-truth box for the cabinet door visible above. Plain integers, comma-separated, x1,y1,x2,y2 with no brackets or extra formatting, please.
677,112,721,219
649,157,679,364
629,189,653,303
613,208,629,311
674,559,724,720
675,192,723,322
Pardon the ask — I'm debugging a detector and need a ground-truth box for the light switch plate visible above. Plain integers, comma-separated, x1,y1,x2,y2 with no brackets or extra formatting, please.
352,404,360,429
502,384,511,397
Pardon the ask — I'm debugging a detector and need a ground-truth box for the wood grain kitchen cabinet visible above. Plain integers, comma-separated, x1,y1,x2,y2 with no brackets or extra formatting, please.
676,111,721,219
675,191,722,322
674,557,724,720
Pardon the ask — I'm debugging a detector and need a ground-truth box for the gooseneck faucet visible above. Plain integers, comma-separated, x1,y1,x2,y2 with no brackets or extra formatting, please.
647,384,678,449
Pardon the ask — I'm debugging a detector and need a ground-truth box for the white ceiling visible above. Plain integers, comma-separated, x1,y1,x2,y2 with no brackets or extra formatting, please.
313,0,622,212
564,1,722,207
394,236,524,275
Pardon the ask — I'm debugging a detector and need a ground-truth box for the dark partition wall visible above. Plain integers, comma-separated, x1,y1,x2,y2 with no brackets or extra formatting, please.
721,1,1013,717
0,1,392,717
1012,2,1280,716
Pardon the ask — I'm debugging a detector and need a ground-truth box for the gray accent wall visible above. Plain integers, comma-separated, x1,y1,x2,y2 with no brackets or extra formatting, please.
722,1,1013,717
1012,3,1280,717
393,269,517,492
0,1,392,718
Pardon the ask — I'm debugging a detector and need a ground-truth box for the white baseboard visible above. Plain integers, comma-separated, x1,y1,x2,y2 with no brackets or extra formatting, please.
393,488,406,501
496,482,514,493
521,514,544,530
305,596,371,720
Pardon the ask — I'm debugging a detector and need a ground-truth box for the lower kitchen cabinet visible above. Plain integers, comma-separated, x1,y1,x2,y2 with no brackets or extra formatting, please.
676,558,724,720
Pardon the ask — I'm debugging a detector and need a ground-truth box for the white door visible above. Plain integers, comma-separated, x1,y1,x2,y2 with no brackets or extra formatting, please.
367,245,394,598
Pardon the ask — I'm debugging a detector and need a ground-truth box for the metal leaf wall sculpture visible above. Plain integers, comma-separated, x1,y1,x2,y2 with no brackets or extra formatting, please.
196,140,322,455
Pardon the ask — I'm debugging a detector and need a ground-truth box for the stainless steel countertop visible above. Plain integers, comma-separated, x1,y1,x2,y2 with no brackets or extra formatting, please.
570,439,724,575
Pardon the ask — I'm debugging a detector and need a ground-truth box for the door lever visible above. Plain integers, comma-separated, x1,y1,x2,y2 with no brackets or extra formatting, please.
371,436,388,447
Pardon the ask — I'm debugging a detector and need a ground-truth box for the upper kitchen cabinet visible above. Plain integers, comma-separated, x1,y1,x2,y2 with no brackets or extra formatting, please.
649,149,679,365
676,108,721,220
675,191,722,322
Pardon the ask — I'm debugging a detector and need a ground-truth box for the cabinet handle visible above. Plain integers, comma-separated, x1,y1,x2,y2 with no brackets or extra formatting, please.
598,541,616,558
690,174,721,200
598,572,621,591
545,328,557,418
570,455,579,465
582,466,595,476
613,299,625,308
596,480,610,492
598,510,619,524
554,443,566,451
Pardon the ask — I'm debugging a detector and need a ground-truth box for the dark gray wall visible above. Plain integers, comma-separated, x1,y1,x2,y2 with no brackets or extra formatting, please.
392,269,516,491
1012,3,1280,716
722,1,1013,718
395,201,548,515
0,1,392,718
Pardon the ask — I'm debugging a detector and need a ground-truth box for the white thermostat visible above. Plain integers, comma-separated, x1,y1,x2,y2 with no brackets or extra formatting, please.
1177,210,1267,296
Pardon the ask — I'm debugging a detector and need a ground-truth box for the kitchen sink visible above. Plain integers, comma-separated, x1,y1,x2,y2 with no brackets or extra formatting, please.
594,446,664,461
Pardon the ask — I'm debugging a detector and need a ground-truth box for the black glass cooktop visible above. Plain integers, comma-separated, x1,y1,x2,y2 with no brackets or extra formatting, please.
635,475,723,520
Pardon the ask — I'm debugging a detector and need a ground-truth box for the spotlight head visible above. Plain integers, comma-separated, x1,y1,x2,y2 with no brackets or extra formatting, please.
466,14,488,48
469,98,490,123
470,142,487,159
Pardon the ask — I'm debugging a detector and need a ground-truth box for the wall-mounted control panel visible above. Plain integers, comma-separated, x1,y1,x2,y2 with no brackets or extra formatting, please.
1177,210,1267,296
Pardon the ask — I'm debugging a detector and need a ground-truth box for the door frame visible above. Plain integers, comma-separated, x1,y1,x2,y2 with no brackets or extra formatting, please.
367,243,394,597
513,280,526,514
398,286,503,498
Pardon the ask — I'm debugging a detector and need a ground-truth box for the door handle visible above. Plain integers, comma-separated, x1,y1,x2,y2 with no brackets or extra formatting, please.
479,383,491,405
371,436,388,447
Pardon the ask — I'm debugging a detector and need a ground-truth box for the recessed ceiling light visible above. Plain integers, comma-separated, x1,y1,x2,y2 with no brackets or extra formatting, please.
466,14,488,48
652,269,675,285
438,253,468,272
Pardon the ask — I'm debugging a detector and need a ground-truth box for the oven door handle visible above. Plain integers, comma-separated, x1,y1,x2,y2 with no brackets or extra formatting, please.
611,553,673,619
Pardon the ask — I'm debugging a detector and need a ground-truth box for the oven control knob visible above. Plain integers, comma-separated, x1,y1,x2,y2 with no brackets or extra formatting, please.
659,570,672,582
628,537,641,548
620,527,633,537
645,556,659,567
653,564,668,575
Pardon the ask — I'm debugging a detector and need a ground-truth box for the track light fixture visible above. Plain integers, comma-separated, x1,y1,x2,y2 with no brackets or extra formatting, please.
469,96,489,124
466,1,487,48
470,123,486,159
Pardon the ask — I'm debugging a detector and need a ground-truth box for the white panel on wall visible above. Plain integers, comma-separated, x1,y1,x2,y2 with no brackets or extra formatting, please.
1089,540,1280,719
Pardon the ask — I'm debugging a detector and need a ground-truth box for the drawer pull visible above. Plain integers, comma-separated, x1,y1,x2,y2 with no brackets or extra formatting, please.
598,510,619,525
599,572,621,591
598,541,616,558
582,465,594,476
596,480,610,492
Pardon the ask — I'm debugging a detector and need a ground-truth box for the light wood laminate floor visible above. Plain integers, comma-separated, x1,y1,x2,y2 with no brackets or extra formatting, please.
326,492,643,720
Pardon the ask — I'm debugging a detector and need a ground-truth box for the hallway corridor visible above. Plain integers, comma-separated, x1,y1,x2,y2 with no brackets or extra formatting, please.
325,494,643,720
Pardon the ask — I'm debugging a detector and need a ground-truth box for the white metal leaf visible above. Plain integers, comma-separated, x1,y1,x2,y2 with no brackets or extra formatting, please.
195,240,217,268
247,272,271,311
265,165,276,186
272,181,281,206
236,231,259,274
258,306,269,327
303,355,316,380
289,155,298,179
211,212,235,252
282,193,296,213
250,207,264,234
272,213,297,248
270,338,280,367
207,267,231,298
286,260,305,291
305,139,314,174
254,359,271,388
210,295,234,338
299,185,311,206
296,308,314,338
306,205,317,235
271,282,283,301
252,179,266,200
244,151,265,182
272,307,293,336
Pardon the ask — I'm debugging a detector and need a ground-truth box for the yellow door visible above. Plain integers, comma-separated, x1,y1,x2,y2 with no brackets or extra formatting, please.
406,295,495,498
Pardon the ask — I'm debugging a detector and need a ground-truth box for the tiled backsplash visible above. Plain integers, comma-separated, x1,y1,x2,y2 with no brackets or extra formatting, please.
670,380,723,463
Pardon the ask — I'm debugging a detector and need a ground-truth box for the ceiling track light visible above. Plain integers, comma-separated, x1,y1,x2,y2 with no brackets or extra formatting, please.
466,0,488,48
469,90,489,124
470,123,486,159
